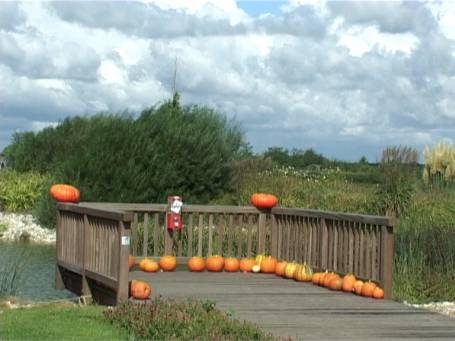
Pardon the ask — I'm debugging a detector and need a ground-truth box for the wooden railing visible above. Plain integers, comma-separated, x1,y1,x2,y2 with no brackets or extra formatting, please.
56,202,394,302
81,203,266,260
271,208,394,298
55,203,132,305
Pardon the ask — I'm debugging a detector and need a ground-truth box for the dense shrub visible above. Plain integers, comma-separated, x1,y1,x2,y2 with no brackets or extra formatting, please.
33,175,59,228
375,146,418,218
342,171,381,184
5,96,245,218
0,171,50,213
393,190,455,303
104,298,273,341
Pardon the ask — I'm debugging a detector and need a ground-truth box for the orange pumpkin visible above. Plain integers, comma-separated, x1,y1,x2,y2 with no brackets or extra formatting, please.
239,258,256,272
50,184,80,203
130,280,151,300
342,273,356,292
206,255,224,272
361,281,377,298
250,193,278,209
323,272,337,287
319,271,329,286
353,280,364,295
128,255,135,270
224,258,240,272
159,256,177,272
373,287,384,299
187,257,205,272
143,260,159,272
312,272,322,285
260,257,277,273
139,258,151,271
328,276,343,290
275,261,287,276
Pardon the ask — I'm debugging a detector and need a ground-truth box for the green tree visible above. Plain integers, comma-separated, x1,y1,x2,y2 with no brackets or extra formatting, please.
263,147,290,166
359,156,368,164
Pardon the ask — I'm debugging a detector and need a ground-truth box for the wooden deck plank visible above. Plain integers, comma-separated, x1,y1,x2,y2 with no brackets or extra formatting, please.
129,271,455,340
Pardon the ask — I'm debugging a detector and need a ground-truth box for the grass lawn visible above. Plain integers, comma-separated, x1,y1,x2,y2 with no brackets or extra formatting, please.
0,303,127,340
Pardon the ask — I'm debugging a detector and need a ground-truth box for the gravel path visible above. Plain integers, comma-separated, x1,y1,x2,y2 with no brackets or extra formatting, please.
405,301,455,319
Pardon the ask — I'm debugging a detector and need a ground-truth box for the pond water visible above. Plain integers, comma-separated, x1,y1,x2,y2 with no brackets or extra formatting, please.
0,242,76,301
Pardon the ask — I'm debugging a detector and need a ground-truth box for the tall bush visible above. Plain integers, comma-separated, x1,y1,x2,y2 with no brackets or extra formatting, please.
376,146,418,218
5,95,245,212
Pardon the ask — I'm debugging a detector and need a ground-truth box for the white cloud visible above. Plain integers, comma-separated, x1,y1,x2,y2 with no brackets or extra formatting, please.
336,25,419,56
0,0,455,161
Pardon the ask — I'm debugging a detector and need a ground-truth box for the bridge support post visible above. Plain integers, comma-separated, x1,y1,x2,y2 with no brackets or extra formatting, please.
381,225,394,299
55,209,65,289
55,265,65,290
117,220,131,303
82,214,92,297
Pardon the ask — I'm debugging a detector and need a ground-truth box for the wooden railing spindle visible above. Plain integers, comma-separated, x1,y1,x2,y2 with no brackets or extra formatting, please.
143,213,149,257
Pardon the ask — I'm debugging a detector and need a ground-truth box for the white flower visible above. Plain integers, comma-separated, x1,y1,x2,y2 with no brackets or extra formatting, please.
0,212,55,243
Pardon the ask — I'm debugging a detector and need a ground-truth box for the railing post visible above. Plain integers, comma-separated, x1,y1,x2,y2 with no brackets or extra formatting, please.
381,225,394,299
271,211,278,258
257,211,267,254
82,214,92,297
131,213,138,256
55,209,65,290
117,220,131,303
319,218,328,269
164,213,173,255
143,213,149,257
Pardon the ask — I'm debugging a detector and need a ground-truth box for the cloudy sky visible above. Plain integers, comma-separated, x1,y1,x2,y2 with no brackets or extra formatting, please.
1,0,455,161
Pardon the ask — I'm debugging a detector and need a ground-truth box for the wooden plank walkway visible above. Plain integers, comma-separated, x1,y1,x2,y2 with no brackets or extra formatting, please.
130,271,455,340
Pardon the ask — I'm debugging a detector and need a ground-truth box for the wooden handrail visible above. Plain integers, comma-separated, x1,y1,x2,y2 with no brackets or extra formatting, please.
272,207,393,227
79,202,261,214
79,202,393,226
58,202,133,222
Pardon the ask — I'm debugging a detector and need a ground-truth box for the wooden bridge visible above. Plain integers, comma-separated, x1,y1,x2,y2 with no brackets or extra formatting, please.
54,202,455,339
55,202,394,302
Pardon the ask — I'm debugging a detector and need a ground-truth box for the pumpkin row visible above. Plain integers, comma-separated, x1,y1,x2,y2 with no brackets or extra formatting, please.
312,271,384,299
128,255,275,273
128,255,384,300
275,261,384,299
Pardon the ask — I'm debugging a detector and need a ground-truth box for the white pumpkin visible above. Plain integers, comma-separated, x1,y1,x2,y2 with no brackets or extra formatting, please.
252,264,261,273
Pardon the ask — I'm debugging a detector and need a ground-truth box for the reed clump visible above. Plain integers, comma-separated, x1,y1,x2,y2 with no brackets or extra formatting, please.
423,141,455,189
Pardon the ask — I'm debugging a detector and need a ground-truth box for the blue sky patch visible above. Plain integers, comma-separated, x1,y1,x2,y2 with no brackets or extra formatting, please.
237,1,286,17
